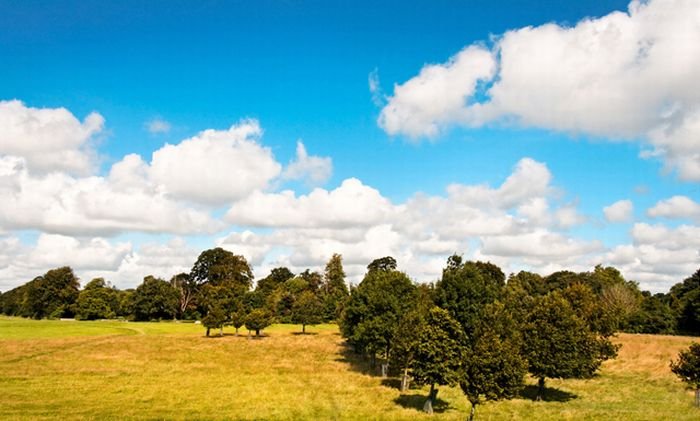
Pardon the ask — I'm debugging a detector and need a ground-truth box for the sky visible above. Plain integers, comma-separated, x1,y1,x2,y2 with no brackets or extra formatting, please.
0,0,699,293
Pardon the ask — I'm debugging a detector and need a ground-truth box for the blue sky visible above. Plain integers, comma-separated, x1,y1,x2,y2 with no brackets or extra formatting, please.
0,0,698,292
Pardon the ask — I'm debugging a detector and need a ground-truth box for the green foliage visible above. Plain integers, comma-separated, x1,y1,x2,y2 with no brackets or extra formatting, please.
670,269,700,335
131,276,179,321
75,278,120,320
435,258,503,336
627,292,676,334
291,290,323,332
411,307,466,388
340,263,417,359
170,272,197,320
389,308,427,377
190,247,253,291
522,292,618,397
201,306,227,336
21,267,80,319
256,267,294,297
245,308,273,336
321,253,349,322
366,256,397,273
671,343,700,389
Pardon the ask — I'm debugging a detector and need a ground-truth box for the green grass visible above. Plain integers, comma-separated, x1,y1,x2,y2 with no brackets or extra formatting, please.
0,316,698,420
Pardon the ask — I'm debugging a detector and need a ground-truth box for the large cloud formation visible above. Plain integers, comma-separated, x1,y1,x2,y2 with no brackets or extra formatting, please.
379,0,700,179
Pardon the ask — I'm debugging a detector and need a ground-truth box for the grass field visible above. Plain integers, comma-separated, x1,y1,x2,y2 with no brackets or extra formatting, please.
0,316,698,420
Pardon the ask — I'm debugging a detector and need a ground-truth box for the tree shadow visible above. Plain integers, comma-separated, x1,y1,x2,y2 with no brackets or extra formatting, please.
518,385,578,402
380,378,402,390
334,343,377,376
394,394,450,413
291,331,319,336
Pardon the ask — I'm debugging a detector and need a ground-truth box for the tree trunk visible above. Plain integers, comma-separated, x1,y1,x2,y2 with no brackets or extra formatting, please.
536,377,545,401
423,383,436,414
370,353,376,369
381,363,388,378
206,327,210,337
219,326,223,336
256,328,260,337
400,367,410,392
235,327,239,336
468,402,477,421
695,389,700,408
302,324,306,334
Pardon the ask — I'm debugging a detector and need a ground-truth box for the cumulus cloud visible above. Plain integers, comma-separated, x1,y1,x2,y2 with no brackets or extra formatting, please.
150,120,281,205
378,46,496,138
648,195,700,222
0,155,220,236
378,0,700,178
604,199,634,222
281,141,333,185
0,100,104,175
146,118,171,134
226,178,394,228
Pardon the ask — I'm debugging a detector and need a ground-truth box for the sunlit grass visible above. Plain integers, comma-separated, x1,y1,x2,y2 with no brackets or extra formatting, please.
0,316,698,420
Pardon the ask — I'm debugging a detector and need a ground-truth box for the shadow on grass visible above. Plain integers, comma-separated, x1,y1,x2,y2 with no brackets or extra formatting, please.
334,343,378,376
381,378,402,390
394,394,449,413
291,331,319,336
518,385,578,402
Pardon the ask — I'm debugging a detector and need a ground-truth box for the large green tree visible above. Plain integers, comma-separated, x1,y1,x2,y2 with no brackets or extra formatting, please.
340,257,417,372
411,307,466,414
522,292,617,400
670,268,700,335
22,266,80,319
170,272,197,320
131,276,179,321
75,278,120,320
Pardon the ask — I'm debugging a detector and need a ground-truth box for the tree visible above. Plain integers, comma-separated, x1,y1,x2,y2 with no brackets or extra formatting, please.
190,247,253,291
460,302,526,421
291,290,323,333
366,256,397,273
670,269,700,335
256,267,294,297
340,261,417,372
75,278,120,320
131,276,179,321
411,307,466,414
230,308,247,336
390,309,427,392
627,292,676,334
245,308,273,337
670,342,700,407
321,253,349,322
22,266,80,319
435,258,504,336
202,306,227,337
170,273,197,320
522,292,617,400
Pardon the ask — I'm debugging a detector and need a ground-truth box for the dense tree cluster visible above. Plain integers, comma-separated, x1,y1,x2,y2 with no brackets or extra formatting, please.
338,257,700,419
0,248,350,338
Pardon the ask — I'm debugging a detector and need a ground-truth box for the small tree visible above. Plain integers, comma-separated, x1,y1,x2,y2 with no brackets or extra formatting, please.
411,307,466,414
245,308,273,337
291,290,323,333
202,306,227,337
230,309,246,336
670,343,700,407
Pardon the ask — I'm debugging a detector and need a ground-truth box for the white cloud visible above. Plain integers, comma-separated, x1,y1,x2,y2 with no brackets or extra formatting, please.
226,178,394,228
0,100,104,175
281,141,332,185
378,0,700,178
378,46,496,138
0,155,220,236
604,199,634,222
648,195,700,222
146,118,171,134
150,119,281,205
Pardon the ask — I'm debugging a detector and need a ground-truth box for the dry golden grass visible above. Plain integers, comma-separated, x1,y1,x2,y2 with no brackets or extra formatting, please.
0,317,698,420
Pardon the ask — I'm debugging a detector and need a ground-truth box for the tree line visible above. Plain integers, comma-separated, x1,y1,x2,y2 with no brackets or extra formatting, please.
0,248,349,337
1,250,700,416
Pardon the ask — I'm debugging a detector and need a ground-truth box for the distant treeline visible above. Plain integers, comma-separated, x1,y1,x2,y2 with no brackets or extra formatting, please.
0,249,698,338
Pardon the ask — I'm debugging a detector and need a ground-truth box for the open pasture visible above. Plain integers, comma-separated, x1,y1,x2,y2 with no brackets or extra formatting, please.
0,317,697,420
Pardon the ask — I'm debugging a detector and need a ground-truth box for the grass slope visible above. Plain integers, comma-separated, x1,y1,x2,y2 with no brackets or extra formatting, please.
0,316,698,420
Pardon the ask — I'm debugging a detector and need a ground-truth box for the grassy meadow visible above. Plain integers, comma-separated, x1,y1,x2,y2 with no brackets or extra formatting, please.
0,316,698,420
